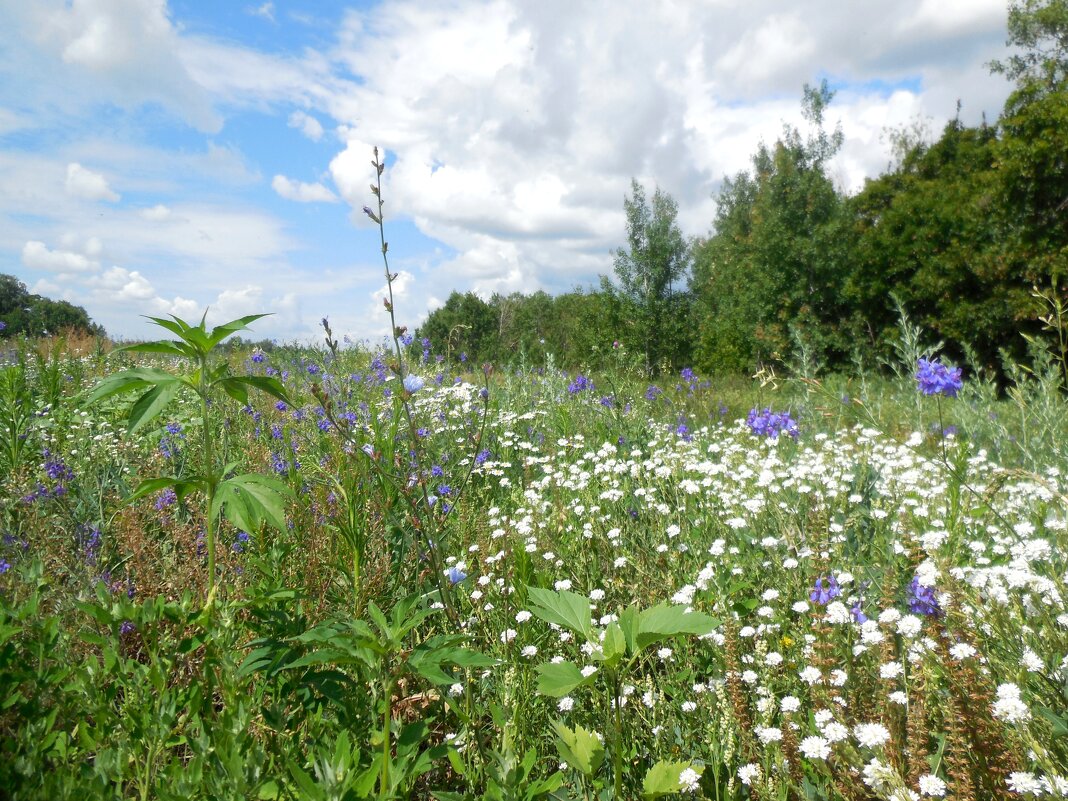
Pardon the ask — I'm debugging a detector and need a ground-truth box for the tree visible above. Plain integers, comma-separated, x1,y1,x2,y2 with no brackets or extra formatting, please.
692,81,853,373
610,180,691,374
417,291,497,365
0,273,104,339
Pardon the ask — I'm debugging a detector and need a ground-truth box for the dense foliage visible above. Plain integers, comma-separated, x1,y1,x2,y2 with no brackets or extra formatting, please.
421,1,1068,379
0,274,104,340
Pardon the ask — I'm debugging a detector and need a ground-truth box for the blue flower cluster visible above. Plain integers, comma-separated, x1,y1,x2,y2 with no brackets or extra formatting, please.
746,408,799,439
567,374,594,394
908,577,941,617
810,574,841,605
915,358,963,398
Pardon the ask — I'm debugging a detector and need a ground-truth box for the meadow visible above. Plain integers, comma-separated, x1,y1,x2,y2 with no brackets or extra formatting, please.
1,149,1067,801
1,295,1067,801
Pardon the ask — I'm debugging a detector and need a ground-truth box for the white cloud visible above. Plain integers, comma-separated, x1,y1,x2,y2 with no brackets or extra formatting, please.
65,162,119,202
288,110,324,141
22,239,100,272
271,174,339,203
248,2,275,23
140,204,171,221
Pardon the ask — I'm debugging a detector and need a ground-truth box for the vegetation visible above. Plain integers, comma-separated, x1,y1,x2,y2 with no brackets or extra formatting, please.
0,274,105,340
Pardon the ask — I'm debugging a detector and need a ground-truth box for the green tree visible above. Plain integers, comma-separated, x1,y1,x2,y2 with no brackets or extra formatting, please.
0,273,104,339
692,82,852,373
610,180,691,374
417,291,498,365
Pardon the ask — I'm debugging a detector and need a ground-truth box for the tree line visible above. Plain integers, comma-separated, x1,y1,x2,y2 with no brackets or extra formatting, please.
421,0,1068,378
0,274,104,340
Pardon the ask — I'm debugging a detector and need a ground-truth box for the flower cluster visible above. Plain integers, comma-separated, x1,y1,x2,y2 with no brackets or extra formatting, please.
567,374,594,394
915,358,963,397
746,407,799,439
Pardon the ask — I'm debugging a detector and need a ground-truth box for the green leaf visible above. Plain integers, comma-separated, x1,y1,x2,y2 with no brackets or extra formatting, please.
636,604,719,651
600,622,627,666
116,340,195,359
1038,707,1068,738
535,661,594,698
127,380,183,433
642,760,700,799
144,315,210,353
123,476,188,505
550,721,604,778
214,473,292,533
84,367,178,405
217,377,249,407
207,314,271,350
225,374,292,405
525,586,594,639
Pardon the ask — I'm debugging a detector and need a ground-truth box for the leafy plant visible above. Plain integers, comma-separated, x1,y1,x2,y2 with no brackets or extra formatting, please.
85,313,293,607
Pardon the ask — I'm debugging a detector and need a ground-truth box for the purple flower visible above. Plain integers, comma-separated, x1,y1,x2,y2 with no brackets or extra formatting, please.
810,575,841,606
154,488,177,511
251,349,266,363
0,559,10,574
568,374,594,394
746,408,799,439
908,577,941,617
915,358,963,398
851,602,868,624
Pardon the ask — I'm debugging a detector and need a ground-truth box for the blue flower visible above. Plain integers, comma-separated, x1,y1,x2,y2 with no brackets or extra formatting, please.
746,408,799,439
446,566,467,584
915,358,963,398
568,374,594,394
403,374,425,393
907,577,941,617
810,575,841,606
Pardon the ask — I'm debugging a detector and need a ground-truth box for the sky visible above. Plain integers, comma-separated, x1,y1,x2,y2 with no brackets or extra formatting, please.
0,0,1017,344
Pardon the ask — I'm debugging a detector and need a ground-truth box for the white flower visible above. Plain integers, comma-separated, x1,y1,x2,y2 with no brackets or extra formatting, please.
515,610,532,623
756,727,782,745
781,695,801,713
657,647,673,661
589,588,605,601
822,721,849,743
830,669,848,687
863,759,894,790
500,628,517,643
879,608,902,624
897,615,923,638
765,652,784,666
1021,649,1044,672
1007,772,1042,794
448,683,464,697
800,666,823,685
580,665,598,678
554,579,573,591
800,735,831,760
678,767,701,792
792,601,810,613
737,763,761,786
880,661,904,680
558,696,575,712
918,774,946,797
681,701,697,713
521,645,538,658
949,643,976,660
854,723,891,748
889,691,908,705
992,683,1031,724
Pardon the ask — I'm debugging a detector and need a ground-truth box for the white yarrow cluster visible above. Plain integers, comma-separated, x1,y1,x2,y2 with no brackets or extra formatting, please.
992,683,1031,724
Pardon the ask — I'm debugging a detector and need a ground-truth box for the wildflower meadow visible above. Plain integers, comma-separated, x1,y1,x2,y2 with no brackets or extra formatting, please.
2,153,1068,801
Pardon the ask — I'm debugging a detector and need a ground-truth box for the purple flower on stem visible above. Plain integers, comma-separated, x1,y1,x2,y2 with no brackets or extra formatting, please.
915,358,963,398
810,575,841,606
908,577,941,617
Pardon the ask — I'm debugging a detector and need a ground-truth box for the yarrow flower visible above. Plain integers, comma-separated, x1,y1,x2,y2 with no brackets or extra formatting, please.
746,408,799,439
915,358,963,397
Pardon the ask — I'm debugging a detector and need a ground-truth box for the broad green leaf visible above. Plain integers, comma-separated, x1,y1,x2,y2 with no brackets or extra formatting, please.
226,374,292,405
550,721,604,778
84,367,178,404
212,482,255,535
116,340,196,359
216,473,292,532
144,315,210,352
207,313,271,350
600,622,627,665
636,604,719,651
124,476,187,505
217,377,249,407
525,586,594,638
618,605,641,656
127,380,183,433
642,760,701,799
535,661,593,698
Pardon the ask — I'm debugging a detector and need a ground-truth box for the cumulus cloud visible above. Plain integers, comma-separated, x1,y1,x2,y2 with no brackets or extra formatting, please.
22,239,101,272
288,110,324,141
140,204,171,221
271,174,339,203
65,162,120,202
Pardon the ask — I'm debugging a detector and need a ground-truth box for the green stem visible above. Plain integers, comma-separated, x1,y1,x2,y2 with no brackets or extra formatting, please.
611,671,623,799
380,678,392,798
200,362,217,610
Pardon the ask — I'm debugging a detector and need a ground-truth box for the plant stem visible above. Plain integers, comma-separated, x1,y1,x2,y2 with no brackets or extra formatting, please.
200,361,217,609
380,677,392,798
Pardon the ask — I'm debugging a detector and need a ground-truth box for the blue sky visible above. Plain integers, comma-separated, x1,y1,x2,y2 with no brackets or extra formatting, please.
0,0,1013,342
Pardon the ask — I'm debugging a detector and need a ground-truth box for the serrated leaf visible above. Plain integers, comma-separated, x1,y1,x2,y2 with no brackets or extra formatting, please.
215,473,292,533
128,380,183,433
535,661,593,697
525,586,594,638
642,760,700,799
84,368,177,405
550,721,603,778
207,314,271,350
636,604,719,651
